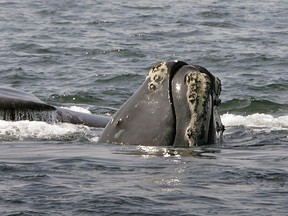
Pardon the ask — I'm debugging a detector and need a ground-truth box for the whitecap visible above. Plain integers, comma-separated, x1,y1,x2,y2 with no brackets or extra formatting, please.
221,113,288,130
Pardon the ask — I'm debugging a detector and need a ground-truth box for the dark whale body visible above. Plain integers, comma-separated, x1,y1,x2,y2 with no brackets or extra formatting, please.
0,61,224,146
0,87,110,127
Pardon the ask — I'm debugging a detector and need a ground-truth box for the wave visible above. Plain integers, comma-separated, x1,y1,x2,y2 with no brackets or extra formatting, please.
0,106,101,142
0,105,287,142
222,113,288,130
0,120,96,141
221,98,288,115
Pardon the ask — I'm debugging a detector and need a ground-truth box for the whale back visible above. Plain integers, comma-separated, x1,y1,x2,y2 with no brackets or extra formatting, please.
0,87,57,122
0,87,111,127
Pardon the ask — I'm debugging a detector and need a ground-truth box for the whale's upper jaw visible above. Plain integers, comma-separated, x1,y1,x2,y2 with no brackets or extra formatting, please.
98,61,224,147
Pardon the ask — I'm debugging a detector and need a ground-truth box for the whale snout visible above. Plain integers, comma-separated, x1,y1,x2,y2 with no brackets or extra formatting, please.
98,61,224,147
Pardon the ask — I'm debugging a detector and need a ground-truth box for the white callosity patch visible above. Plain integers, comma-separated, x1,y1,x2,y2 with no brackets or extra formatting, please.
185,72,212,146
146,62,168,91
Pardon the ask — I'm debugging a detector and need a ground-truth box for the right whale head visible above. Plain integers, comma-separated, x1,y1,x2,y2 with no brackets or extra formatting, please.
98,61,224,147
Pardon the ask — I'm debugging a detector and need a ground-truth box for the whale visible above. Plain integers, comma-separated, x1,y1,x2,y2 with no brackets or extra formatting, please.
0,87,111,127
98,61,224,147
0,61,224,146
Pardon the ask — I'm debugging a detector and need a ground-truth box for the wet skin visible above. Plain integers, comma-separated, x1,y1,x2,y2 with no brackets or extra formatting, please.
99,61,224,146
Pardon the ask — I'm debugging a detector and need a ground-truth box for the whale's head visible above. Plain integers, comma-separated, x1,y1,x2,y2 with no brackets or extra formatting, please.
98,61,224,147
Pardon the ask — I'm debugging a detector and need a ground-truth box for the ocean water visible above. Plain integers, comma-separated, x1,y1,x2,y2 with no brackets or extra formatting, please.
1,0,288,215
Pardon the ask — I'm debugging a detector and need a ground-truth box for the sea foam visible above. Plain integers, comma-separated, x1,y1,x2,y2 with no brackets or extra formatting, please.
1,107,288,141
222,113,288,130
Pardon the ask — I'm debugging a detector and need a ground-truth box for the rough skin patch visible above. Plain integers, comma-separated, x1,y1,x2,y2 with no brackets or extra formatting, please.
185,72,212,146
146,62,168,91
213,77,225,140
215,77,222,97
213,77,222,106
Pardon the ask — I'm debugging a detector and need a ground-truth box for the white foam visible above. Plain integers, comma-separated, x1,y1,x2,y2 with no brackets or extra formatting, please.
1,112,287,141
0,105,104,141
0,120,92,140
221,113,288,130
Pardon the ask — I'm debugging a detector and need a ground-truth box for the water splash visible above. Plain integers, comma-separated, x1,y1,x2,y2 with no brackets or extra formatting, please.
60,106,91,114
222,113,288,130
0,120,93,141
1,105,287,142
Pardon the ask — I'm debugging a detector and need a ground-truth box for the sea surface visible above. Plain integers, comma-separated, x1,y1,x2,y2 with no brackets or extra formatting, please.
0,0,288,215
